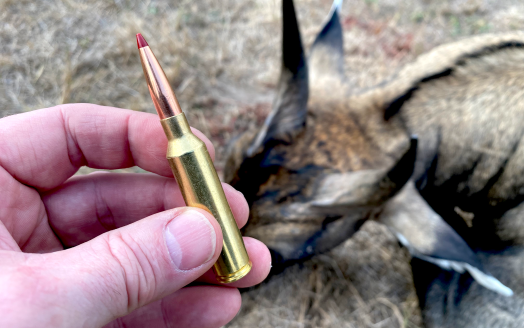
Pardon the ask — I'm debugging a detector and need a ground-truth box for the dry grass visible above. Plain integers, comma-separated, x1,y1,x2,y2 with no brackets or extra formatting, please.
2,0,524,327
231,222,422,328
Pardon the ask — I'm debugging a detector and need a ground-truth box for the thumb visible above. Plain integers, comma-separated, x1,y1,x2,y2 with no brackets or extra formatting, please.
10,208,223,327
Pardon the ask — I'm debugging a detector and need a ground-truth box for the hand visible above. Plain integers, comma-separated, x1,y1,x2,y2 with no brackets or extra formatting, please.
0,104,271,328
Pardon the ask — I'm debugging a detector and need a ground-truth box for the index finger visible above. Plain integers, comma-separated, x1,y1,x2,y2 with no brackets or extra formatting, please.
0,104,215,190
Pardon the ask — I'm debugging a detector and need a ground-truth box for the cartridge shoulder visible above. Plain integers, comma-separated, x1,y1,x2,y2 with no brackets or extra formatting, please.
166,134,206,158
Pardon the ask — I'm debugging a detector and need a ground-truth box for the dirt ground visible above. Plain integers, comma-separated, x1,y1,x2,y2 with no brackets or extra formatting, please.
2,0,524,327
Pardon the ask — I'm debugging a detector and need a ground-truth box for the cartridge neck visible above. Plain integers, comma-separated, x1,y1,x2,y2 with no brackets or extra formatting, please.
161,113,191,139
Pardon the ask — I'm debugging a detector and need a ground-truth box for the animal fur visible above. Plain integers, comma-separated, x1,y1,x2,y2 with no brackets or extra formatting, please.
224,0,524,326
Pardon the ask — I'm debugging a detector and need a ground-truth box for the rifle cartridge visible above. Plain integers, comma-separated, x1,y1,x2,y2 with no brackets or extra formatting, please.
137,33,251,283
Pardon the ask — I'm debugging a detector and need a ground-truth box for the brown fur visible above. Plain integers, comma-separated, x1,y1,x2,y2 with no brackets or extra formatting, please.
225,6,524,325
228,32,524,258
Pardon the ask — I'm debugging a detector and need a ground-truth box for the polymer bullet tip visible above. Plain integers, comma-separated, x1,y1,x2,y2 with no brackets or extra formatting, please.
136,33,149,49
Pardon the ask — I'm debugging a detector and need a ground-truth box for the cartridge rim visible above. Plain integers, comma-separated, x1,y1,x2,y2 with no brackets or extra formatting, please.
215,261,253,284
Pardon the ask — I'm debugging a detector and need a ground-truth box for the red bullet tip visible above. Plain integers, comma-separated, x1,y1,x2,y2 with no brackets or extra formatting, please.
136,33,149,48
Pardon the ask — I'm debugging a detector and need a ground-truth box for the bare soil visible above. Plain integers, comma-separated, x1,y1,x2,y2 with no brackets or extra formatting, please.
2,0,524,327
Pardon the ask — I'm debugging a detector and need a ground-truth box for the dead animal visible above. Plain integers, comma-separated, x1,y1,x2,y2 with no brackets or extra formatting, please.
224,0,524,326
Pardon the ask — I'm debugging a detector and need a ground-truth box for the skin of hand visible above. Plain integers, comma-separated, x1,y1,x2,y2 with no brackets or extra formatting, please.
0,104,271,328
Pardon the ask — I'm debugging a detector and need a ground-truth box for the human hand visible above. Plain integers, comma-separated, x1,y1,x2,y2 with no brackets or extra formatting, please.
0,104,271,328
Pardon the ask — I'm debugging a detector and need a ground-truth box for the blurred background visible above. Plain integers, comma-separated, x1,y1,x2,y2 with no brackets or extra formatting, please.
2,0,524,327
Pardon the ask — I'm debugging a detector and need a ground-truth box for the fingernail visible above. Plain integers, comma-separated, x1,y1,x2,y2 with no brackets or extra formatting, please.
165,210,216,270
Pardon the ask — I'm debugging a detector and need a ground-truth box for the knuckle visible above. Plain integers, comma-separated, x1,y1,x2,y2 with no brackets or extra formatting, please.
99,232,159,312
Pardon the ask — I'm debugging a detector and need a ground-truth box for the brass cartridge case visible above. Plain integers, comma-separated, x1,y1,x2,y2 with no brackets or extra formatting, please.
161,113,252,283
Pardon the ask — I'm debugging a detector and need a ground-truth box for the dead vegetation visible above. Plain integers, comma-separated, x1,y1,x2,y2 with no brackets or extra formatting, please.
2,0,524,327
231,222,422,328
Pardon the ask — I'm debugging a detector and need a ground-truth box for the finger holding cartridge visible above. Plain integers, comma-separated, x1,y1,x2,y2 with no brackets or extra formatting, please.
197,236,272,288
44,174,250,246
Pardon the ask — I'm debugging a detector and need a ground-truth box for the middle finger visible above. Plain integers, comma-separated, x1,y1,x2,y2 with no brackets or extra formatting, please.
42,173,249,247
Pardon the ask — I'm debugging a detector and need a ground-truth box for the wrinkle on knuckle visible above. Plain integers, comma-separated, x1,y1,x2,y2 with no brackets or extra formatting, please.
93,178,117,231
57,105,86,168
100,232,159,313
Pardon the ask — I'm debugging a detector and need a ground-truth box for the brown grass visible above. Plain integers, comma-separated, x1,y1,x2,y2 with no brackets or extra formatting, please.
231,222,422,328
2,0,524,327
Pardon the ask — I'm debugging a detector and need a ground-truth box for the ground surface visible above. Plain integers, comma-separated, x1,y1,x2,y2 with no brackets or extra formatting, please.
2,0,524,327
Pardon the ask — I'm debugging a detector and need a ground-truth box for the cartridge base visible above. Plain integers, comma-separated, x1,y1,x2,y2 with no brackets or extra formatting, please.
215,261,252,284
